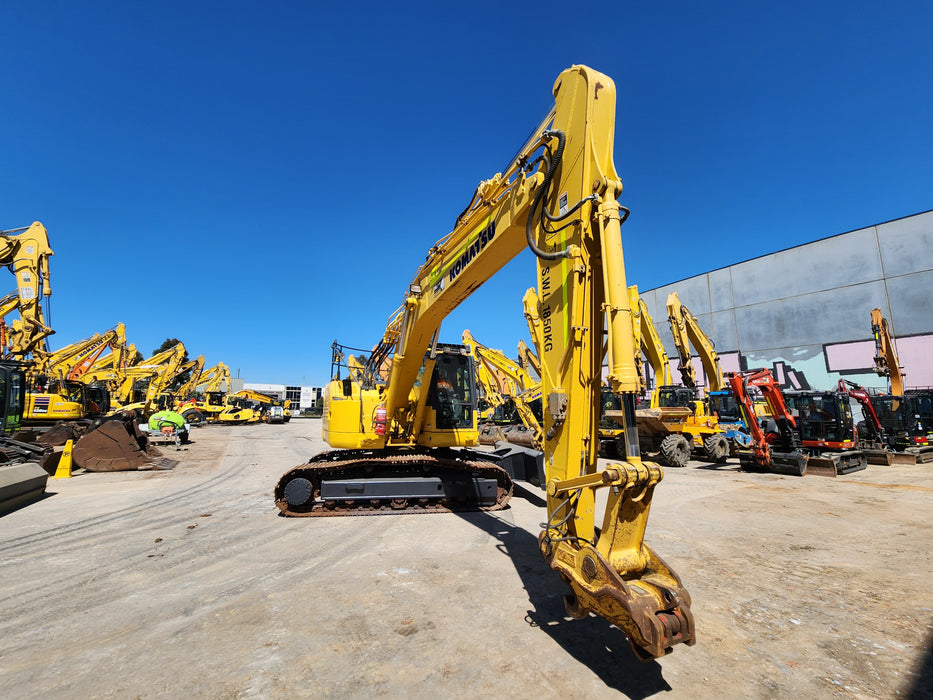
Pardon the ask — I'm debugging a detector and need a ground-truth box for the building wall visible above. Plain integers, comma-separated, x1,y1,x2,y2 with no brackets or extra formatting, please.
640,209,933,392
243,383,323,409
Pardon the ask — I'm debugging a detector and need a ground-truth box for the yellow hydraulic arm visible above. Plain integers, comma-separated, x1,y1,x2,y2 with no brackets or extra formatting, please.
667,292,724,391
462,329,544,447
629,286,673,407
38,323,127,382
169,355,205,401
100,343,186,407
666,292,698,388
516,339,541,380
871,308,904,396
350,65,692,657
197,362,232,394
0,222,55,361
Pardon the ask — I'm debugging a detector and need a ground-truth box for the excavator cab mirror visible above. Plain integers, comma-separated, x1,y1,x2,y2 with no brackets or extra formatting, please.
342,377,353,397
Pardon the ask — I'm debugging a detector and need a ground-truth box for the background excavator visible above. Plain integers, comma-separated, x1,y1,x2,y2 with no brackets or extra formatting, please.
461,329,543,448
22,324,129,423
862,308,933,460
178,361,232,421
0,222,55,363
274,65,694,659
0,359,57,513
606,287,727,466
727,368,809,476
837,378,933,464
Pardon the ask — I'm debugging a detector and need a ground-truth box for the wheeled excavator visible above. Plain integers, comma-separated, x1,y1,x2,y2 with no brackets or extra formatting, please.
604,287,726,467
275,65,694,659
661,292,730,461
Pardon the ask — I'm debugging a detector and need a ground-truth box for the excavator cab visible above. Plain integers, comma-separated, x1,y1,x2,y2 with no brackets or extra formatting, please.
657,385,698,410
0,362,27,434
907,391,933,439
784,391,854,445
707,390,740,423
426,353,474,430
783,390,866,475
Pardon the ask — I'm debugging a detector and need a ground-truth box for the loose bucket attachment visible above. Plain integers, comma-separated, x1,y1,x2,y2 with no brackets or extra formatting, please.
72,411,170,472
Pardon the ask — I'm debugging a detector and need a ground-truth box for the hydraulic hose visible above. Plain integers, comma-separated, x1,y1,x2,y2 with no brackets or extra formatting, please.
526,130,572,261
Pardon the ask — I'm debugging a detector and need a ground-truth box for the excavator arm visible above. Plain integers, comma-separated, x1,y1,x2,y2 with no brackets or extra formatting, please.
871,308,904,396
516,339,541,380
0,222,55,362
630,286,673,407
667,292,724,391
727,369,807,475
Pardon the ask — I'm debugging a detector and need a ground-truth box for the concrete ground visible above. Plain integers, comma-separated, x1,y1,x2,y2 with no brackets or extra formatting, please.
1,418,931,699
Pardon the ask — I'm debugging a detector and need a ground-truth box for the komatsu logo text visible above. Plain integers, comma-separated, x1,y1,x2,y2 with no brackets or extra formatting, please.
448,221,495,283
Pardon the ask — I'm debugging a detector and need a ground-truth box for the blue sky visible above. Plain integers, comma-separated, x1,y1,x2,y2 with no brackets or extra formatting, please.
2,1,930,385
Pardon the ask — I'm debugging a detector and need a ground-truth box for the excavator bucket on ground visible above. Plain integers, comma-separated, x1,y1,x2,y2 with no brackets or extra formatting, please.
72,411,175,472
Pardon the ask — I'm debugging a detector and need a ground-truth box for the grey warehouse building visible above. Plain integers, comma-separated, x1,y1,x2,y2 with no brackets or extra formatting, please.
639,209,933,393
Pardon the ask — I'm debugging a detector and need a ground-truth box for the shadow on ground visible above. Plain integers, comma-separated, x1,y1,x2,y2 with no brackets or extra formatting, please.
457,494,674,700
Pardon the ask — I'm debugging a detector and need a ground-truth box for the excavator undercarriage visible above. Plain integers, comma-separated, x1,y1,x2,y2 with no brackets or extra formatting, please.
275,448,512,516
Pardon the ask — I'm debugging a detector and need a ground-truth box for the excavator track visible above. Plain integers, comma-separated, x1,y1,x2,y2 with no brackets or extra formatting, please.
274,449,513,517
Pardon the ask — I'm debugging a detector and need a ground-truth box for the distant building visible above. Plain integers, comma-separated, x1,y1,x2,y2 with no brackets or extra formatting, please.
641,209,933,391
243,383,324,409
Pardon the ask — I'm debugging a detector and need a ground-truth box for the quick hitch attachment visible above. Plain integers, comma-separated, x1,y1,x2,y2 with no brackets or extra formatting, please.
539,460,696,660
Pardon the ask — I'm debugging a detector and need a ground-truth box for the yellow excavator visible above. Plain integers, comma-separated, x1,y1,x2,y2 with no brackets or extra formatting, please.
179,361,232,421
275,65,694,660
657,291,730,462
219,389,290,425
605,287,728,466
23,324,130,422
462,329,543,448
871,307,904,395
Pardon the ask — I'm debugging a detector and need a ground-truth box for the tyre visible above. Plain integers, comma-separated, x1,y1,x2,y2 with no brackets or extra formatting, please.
182,409,205,426
659,434,691,468
703,434,729,463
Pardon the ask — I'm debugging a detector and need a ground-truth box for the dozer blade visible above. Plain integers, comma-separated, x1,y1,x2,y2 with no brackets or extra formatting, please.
73,411,175,472
805,450,867,477
863,448,895,466
905,446,933,464
539,461,695,660
737,449,808,477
